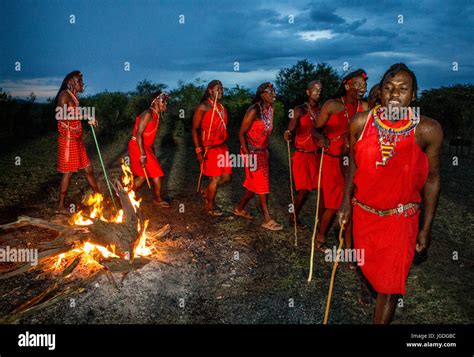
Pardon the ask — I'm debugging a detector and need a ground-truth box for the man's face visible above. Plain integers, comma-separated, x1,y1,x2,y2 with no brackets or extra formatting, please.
345,76,367,100
380,70,415,110
209,84,224,101
262,87,276,104
158,98,167,112
71,74,84,93
306,83,322,101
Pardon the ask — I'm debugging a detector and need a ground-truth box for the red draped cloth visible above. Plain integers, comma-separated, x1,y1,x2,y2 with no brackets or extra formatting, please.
321,99,362,209
201,100,232,177
353,113,428,294
128,111,164,178
57,105,91,173
243,109,272,194
292,111,321,191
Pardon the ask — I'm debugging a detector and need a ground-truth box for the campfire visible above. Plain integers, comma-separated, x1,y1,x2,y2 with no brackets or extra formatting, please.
0,162,170,322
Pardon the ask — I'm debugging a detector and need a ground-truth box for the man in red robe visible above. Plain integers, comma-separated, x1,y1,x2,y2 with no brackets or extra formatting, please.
233,83,283,231
55,70,100,214
283,80,328,229
128,91,170,207
338,63,443,324
192,80,232,216
315,70,368,251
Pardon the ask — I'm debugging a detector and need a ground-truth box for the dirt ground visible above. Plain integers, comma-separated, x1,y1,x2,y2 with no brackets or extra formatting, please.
0,118,472,324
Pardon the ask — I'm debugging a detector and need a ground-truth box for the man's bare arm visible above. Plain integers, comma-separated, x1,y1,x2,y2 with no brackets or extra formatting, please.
239,106,257,154
337,111,369,225
416,116,443,253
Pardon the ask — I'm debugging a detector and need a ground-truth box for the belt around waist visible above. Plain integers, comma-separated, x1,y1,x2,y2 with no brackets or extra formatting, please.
247,146,268,153
294,148,317,154
316,149,340,158
59,135,82,141
352,197,420,217
204,142,227,150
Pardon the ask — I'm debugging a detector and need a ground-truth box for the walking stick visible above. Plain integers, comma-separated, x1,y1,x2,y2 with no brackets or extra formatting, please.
287,140,297,246
89,124,118,211
142,165,152,190
323,222,345,324
307,149,325,283
196,91,218,193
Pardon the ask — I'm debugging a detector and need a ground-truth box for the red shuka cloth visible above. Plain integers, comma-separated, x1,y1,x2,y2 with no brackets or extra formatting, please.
321,100,362,209
128,111,164,178
243,111,272,194
352,113,428,294
292,111,321,191
201,101,232,177
57,110,91,173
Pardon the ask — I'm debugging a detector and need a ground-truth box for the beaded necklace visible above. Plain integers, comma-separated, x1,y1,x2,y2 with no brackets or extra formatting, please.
258,102,273,133
340,96,360,124
372,104,419,168
305,102,320,123
66,89,80,106
207,99,226,130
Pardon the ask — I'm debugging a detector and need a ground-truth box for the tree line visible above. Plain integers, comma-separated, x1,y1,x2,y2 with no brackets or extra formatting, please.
1,60,472,150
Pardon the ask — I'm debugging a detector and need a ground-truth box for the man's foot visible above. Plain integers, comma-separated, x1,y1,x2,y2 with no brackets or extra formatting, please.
200,188,208,205
207,208,224,217
56,207,70,215
153,200,171,208
315,240,330,253
348,262,358,271
232,207,254,220
289,216,308,230
261,219,283,231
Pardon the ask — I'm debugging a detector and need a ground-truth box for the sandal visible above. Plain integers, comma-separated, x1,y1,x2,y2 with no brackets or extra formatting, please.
289,217,308,230
154,200,171,208
55,208,70,215
207,208,224,217
315,240,330,253
232,207,254,220
261,219,283,231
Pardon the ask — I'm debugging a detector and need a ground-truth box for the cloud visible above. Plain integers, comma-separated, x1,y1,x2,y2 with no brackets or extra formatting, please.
0,77,62,100
298,30,336,41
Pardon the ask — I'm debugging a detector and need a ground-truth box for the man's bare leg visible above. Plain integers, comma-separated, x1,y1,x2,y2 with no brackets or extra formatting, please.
316,207,336,247
152,177,164,202
206,176,221,210
236,189,255,215
373,293,398,324
257,193,272,223
58,172,73,213
84,165,100,193
133,176,146,191
291,189,309,226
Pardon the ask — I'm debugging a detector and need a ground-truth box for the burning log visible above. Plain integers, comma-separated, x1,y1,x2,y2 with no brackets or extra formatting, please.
0,163,171,322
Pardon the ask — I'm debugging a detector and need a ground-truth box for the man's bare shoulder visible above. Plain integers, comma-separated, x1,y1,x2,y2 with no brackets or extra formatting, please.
418,115,443,135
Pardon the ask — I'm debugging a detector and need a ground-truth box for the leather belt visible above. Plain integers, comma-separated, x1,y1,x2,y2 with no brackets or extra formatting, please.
352,197,420,217
295,148,316,154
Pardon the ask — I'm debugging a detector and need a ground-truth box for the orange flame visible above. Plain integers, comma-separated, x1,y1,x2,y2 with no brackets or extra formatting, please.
55,162,152,270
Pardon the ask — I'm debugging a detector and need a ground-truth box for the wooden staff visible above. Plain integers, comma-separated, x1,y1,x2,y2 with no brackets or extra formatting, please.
287,140,297,246
196,91,218,193
323,222,345,324
307,149,325,283
141,165,151,190
90,124,118,211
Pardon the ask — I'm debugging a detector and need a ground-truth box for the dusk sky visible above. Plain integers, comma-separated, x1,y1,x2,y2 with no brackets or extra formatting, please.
1,0,473,101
